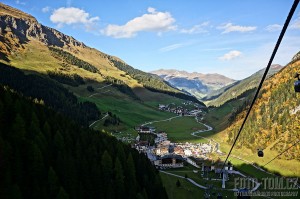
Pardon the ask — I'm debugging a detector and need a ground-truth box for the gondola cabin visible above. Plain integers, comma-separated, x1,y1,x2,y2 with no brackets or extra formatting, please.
294,80,300,92
257,149,264,157
295,73,300,92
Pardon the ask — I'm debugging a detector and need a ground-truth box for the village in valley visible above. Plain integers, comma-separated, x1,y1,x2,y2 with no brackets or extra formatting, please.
133,102,236,184
129,101,263,198
134,124,223,169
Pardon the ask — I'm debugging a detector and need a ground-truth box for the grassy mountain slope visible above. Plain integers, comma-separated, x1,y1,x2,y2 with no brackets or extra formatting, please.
202,81,239,101
0,62,100,127
206,65,283,107
0,2,201,105
0,2,205,134
203,88,255,133
219,56,300,176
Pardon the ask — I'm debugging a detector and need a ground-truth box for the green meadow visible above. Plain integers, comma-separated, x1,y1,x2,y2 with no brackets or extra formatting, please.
151,116,207,142
159,172,205,199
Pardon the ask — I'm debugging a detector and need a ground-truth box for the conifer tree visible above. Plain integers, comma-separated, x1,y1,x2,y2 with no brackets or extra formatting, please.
114,157,125,199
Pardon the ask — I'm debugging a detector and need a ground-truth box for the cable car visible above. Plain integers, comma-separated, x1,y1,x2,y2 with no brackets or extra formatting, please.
295,73,300,92
257,149,264,157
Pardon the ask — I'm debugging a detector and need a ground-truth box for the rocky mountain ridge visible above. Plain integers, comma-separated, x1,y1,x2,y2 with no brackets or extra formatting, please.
0,2,202,104
0,3,86,58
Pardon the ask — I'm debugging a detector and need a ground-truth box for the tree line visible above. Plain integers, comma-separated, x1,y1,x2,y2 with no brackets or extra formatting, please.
49,47,99,73
105,76,140,100
104,112,121,127
0,85,168,199
0,63,99,127
47,70,85,87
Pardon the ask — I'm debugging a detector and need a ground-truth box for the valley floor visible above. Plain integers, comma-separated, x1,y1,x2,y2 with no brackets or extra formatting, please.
131,107,299,199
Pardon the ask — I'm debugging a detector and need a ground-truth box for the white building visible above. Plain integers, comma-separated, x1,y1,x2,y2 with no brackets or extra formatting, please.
184,149,192,156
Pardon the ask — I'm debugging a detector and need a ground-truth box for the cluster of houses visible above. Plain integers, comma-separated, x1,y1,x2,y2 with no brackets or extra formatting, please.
202,159,233,174
158,102,203,116
153,141,220,158
134,124,225,170
133,101,234,180
172,142,220,158
133,123,236,191
135,126,155,133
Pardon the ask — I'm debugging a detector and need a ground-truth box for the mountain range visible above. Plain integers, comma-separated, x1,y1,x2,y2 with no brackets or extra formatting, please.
151,69,235,99
0,2,200,105
0,2,210,142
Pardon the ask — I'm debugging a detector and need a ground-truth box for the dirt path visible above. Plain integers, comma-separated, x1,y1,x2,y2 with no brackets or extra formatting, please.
89,113,109,128
141,115,181,126
88,84,112,97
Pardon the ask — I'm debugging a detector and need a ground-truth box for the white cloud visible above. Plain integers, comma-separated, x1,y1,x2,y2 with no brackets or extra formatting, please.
217,23,256,34
147,7,156,13
180,21,210,34
159,40,198,52
101,7,176,38
15,0,26,5
159,43,185,52
201,47,231,52
265,24,282,32
290,16,300,30
219,50,242,61
50,7,99,30
42,6,50,13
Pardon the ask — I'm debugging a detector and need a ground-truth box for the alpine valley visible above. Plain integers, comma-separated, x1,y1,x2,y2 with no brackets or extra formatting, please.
150,69,236,99
0,2,299,199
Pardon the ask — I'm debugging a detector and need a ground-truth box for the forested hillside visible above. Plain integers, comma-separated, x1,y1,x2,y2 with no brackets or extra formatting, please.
207,65,282,107
0,86,168,199
202,81,239,101
224,57,300,161
48,47,100,74
0,63,100,127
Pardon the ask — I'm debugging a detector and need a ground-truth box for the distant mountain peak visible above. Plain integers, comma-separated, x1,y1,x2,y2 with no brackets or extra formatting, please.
151,69,235,84
270,64,283,70
0,2,87,51
151,69,236,99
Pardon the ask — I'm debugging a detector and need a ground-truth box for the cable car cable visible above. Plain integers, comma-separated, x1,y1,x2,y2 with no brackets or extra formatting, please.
222,0,300,170
263,139,300,167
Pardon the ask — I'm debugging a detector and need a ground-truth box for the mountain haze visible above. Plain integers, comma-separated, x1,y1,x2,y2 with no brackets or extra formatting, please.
151,69,235,99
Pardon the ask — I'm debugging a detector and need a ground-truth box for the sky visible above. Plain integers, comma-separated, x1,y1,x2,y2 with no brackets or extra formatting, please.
3,0,300,80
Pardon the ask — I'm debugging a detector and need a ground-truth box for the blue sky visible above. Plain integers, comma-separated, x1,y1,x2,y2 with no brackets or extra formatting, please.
4,0,300,79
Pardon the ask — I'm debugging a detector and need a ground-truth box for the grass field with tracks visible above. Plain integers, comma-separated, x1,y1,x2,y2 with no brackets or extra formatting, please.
159,172,205,199
151,116,208,142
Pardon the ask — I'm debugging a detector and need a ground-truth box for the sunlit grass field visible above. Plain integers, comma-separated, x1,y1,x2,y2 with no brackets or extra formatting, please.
160,172,205,199
151,116,207,142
